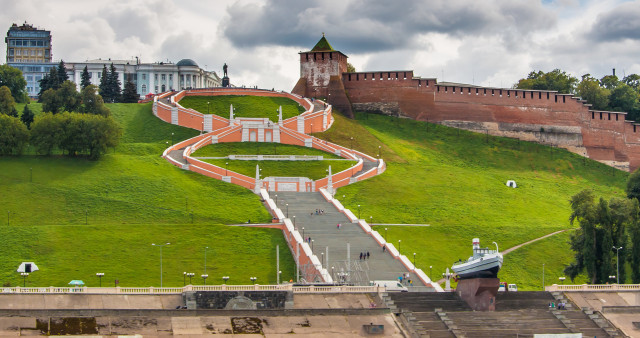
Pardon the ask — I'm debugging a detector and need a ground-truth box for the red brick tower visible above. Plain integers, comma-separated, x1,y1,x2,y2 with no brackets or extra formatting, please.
292,35,353,117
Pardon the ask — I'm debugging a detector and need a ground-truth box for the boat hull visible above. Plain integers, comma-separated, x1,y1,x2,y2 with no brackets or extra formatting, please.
452,255,502,280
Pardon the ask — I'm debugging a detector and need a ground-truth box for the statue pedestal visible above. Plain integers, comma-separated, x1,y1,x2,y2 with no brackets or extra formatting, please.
222,76,230,87
455,278,499,311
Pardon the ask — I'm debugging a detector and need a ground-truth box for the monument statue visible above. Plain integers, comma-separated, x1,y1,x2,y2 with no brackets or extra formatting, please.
222,63,230,87
223,63,228,77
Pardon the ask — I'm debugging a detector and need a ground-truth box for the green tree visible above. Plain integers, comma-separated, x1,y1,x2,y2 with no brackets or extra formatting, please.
40,88,64,114
623,74,640,91
57,60,69,85
108,63,121,103
346,62,356,73
20,103,34,128
626,168,640,201
121,78,138,103
0,86,16,115
609,84,640,119
38,67,60,100
0,64,28,103
30,113,64,155
577,77,610,110
0,114,29,155
600,75,619,90
98,65,110,102
58,80,81,112
516,69,578,94
80,85,110,116
80,66,91,89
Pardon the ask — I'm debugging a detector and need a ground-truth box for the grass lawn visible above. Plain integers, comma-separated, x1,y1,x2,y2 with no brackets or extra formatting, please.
200,159,356,180
192,142,343,159
178,95,305,122
0,103,295,286
318,112,627,289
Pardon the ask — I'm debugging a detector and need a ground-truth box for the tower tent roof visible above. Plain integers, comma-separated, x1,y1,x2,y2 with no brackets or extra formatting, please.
311,35,335,52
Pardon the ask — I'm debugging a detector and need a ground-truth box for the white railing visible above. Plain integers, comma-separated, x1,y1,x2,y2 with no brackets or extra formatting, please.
0,284,381,294
546,284,640,292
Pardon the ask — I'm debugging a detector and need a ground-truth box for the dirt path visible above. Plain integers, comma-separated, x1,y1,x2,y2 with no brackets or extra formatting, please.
435,229,568,285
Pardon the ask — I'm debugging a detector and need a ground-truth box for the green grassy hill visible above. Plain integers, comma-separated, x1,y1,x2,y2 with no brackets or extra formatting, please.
316,112,626,288
178,95,304,121
0,103,295,287
1,99,628,290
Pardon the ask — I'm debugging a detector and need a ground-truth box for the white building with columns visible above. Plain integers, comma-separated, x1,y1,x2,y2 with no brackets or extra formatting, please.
65,58,221,98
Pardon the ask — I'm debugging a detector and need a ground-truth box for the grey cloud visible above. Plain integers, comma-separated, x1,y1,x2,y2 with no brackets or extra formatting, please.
221,0,556,53
589,2,640,42
102,10,158,42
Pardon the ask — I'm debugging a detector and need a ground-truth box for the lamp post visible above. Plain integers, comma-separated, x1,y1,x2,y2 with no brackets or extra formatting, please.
286,204,289,218
398,240,401,252
350,137,353,149
609,275,616,284
275,194,278,204
222,276,229,284
183,272,187,286
207,101,210,115
293,215,296,226
370,216,373,225
429,266,433,280
204,246,209,276
96,273,104,287
201,274,208,285
413,253,416,266
358,205,361,219
311,239,314,252
321,252,324,266
152,242,170,288
20,272,28,287
171,132,174,145
302,227,305,239
378,145,381,158
250,276,257,284
613,246,623,284
385,228,388,241
225,162,228,176
559,276,566,285
542,263,545,291
187,272,194,284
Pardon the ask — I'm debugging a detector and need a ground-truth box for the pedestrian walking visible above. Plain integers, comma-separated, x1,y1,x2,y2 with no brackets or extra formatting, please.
367,251,370,259
382,245,386,252
359,252,363,260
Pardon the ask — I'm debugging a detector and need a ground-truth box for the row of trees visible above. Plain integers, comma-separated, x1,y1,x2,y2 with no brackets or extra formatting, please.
39,61,138,104
565,174,640,284
41,82,111,116
516,69,640,121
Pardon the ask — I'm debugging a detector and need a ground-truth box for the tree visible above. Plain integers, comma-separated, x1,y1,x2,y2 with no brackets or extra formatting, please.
346,62,356,73
38,67,60,100
80,85,110,116
30,113,63,155
58,80,81,113
0,114,29,155
57,60,69,85
98,65,110,102
80,66,91,89
516,69,578,94
21,104,34,128
108,63,121,103
577,77,610,110
600,75,619,90
0,64,28,103
0,86,16,115
609,84,640,120
623,74,640,91
627,168,640,201
121,78,138,103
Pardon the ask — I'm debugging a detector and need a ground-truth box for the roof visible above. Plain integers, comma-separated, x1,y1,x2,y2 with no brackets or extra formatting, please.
177,59,198,67
310,35,335,52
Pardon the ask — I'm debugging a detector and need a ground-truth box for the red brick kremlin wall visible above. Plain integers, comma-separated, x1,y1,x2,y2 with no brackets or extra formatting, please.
334,70,640,171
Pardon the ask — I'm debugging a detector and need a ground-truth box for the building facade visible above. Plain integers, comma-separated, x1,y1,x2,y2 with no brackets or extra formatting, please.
5,23,221,98
5,22,52,63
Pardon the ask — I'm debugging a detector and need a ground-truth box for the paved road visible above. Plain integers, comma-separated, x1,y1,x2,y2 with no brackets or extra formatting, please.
273,191,429,287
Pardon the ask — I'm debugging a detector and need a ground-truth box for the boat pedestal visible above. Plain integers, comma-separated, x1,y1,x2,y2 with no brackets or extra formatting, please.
455,278,499,311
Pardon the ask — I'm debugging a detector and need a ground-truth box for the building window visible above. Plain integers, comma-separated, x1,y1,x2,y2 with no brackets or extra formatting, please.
8,49,13,56
142,84,147,93
16,49,21,56
169,74,173,81
161,74,166,81
142,74,146,81
154,74,158,81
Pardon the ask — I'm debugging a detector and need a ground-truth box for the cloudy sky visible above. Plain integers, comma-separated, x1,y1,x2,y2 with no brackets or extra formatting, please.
2,0,640,90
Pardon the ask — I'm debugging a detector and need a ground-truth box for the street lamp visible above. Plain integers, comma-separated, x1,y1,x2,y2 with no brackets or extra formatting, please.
378,145,381,158
20,272,29,287
542,263,545,291
398,240,401,252
250,276,257,284
201,274,208,285
207,101,210,115
286,204,289,218
183,272,187,286
370,216,373,225
152,242,170,288
559,277,566,285
225,162,229,176
277,270,282,284
275,194,278,204
302,227,305,239
293,215,296,226
187,272,194,284
385,228,388,241
429,266,433,280
358,205,361,219
222,276,230,284
171,132,174,145
413,253,416,266
204,246,209,276
96,272,104,287
311,239,314,252
613,246,623,284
